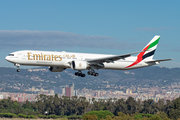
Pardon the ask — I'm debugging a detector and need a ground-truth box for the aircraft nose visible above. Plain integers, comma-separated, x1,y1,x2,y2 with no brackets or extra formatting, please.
5,56,10,61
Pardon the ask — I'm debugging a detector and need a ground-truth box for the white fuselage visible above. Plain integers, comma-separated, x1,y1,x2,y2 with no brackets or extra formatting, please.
5,50,157,70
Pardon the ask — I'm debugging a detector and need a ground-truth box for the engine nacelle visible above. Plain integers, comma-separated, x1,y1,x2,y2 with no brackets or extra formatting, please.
49,67,65,72
71,60,88,70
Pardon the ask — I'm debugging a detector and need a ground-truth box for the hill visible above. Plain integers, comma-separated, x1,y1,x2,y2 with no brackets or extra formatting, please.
0,66,180,92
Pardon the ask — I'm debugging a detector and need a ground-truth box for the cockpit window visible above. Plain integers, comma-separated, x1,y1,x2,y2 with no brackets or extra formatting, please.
9,54,14,56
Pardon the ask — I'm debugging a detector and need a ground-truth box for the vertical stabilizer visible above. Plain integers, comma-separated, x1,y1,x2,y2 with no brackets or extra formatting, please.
141,35,160,61
126,35,160,68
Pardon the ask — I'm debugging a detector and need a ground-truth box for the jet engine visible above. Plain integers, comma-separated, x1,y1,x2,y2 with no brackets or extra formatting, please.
49,67,65,72
71,60,88,70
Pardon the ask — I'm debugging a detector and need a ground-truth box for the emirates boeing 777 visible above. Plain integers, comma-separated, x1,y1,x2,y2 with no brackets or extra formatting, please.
5,35,172,77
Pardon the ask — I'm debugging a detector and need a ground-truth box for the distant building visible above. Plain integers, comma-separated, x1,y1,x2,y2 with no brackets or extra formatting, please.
49,90,54,95
32,86,35,91
41,88,44,92
126,89,132,94
75,90,78,96
0,94,4,100
65,84,75,97
66,87,71,97
53,87,65,95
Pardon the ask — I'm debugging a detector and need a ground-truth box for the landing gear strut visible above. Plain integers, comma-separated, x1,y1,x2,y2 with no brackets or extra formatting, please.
14,63,20,72
74,71,86,77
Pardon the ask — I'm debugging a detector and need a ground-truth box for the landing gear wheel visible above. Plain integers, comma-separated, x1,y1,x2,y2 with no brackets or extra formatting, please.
88,69,99,77
88,71,93,75
78,73,82,76
81,74,85,77
92,72,96,76
17,69,20,72
90,72,94,75
87,71,90,75
75,72,79,76
94,73,99,76
75,71,86,77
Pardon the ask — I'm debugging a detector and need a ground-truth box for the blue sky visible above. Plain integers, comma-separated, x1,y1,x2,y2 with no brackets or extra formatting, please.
0,0,180,68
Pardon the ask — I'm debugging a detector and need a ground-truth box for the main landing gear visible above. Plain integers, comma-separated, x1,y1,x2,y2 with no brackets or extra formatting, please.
87,70,99,76
75,70,99,77
15,63,20,72
74,71,86,77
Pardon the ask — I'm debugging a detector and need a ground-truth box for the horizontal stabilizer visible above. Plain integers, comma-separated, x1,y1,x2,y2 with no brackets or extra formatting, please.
145,59,173,63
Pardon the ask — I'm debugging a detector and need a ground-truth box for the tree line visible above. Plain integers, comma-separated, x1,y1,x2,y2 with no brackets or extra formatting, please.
1,94,180,119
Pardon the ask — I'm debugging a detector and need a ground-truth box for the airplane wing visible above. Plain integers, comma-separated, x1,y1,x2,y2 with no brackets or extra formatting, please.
145,59,173,63
87,51,140,63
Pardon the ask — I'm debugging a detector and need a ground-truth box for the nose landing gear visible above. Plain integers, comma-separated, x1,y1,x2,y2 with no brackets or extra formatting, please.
14,63,20,72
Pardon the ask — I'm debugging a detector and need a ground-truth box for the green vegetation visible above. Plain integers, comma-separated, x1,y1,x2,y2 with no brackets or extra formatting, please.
38,114,61,119
83,115,98,120
84,110,114,120
134,113,154,119
0,113,18,118
1,94,180,119
68,115,83,119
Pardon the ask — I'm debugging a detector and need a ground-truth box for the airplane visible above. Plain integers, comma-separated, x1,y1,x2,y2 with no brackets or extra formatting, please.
5,35,172,77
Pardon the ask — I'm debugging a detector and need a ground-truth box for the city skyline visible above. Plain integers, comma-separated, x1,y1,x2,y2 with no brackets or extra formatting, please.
1,81,180,103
